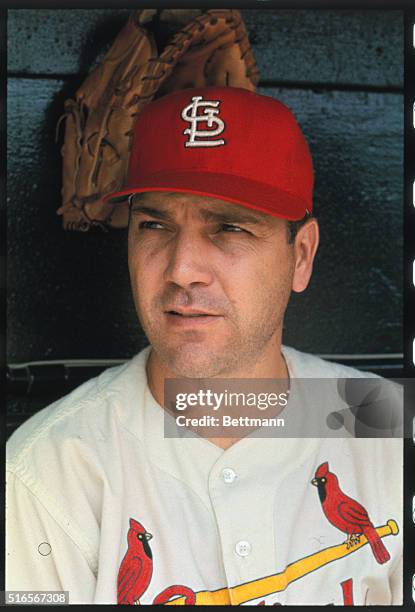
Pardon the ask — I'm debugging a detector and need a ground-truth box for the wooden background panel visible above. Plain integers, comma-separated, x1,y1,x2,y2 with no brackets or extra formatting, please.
7,9,131,75
8,9,403,87
7,73,402,361
244,9,403,87
262,86,403,354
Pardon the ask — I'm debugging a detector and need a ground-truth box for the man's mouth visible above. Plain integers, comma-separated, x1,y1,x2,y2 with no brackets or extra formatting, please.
166,308,219,317
164,309,222,326
168,311,213,317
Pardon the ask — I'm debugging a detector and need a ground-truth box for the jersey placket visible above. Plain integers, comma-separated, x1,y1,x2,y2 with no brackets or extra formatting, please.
206,437,280,604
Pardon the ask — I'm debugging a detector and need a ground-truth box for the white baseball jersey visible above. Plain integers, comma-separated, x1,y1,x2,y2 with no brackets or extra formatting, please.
6,344,402,605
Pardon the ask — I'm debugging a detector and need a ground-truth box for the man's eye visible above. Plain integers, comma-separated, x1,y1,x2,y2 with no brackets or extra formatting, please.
138,221,164,230
220,224,245,233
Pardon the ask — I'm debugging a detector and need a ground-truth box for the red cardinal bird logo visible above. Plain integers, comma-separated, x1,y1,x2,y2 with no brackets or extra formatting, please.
311,462,390,565
117,518,154,604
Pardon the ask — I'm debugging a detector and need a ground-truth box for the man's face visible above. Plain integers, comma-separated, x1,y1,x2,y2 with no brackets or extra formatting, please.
128,192,297,378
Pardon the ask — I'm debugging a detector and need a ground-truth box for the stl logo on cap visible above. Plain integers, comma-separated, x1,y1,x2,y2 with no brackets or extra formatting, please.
181,95,226,148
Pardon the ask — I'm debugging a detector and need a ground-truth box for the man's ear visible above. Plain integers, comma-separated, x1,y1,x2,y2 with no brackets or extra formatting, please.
291,218,319,293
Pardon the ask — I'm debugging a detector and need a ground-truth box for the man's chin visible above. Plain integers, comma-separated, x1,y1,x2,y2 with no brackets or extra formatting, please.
156,344,230,379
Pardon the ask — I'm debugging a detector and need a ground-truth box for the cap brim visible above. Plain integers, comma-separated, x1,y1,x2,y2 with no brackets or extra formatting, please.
104,171,310,221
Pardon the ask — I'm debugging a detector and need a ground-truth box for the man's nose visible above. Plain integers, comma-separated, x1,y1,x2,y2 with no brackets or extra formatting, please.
163,229,214,288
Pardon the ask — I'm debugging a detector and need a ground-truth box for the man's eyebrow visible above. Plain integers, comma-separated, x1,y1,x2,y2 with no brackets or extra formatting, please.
130,205,173,221
130,202,268,226
197,207,267,225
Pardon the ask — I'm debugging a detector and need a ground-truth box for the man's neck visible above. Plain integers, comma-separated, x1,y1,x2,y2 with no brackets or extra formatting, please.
145,343,290,450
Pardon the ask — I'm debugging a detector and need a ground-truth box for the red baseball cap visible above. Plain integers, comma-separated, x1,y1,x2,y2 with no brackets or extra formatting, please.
106,87,313,221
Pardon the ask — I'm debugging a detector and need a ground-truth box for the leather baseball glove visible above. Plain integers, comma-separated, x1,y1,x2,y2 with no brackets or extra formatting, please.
56,9,259,231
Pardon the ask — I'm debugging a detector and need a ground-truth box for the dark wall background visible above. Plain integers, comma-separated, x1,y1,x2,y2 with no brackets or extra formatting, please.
6,9,403,433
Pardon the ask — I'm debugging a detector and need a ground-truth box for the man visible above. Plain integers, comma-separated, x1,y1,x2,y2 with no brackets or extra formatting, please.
6,87,402,605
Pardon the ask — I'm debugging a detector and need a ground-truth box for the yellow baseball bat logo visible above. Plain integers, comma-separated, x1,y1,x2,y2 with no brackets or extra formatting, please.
164,519,399,605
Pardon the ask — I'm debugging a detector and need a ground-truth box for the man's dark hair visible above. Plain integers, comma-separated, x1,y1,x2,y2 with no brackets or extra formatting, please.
287,211,314,244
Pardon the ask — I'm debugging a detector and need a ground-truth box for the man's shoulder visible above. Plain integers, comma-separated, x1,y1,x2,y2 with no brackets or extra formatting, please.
6,346,151,472
281,345,379,379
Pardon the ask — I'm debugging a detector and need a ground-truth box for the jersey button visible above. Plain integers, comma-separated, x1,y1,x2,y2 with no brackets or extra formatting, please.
222,468,237,484
235,540,252,557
